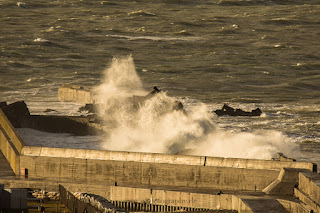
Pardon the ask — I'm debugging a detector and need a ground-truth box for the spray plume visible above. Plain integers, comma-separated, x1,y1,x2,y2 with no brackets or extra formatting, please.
96,56,301,159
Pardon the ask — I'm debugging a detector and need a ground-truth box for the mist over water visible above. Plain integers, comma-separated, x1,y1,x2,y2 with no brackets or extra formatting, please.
97,56,301,160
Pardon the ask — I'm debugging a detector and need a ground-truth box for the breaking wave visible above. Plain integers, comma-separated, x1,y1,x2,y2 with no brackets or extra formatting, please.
96,56,301,160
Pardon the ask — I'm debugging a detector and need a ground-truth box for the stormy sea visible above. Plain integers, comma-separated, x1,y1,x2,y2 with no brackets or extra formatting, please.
1,0,320,167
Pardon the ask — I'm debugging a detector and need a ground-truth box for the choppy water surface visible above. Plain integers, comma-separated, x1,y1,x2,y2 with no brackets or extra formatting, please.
1,0,320,164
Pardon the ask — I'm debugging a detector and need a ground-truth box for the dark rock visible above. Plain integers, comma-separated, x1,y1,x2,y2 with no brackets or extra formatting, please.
134,87,187,114
250,108,262,116
132,86,162,109
0,101,30,127
0,102,7,108
214,104,262,117
172,101,187,115
78,104,98,114
25,115,103,136
145,86,161,99
44,109,59,113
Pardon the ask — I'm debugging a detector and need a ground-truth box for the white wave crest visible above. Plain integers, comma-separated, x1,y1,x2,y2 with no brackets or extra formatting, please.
97,56,301,160
106,34,201,42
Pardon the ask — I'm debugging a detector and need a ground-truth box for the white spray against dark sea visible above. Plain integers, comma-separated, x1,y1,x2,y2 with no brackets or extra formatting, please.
97,56,301,160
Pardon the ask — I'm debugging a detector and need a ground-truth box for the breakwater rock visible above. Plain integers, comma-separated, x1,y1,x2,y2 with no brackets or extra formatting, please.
214,104,262,117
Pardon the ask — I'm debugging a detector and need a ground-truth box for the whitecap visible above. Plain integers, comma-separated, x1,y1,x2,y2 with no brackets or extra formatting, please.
17,2,27,8
128,10,156,16
106,34,202,42
34,38,49,43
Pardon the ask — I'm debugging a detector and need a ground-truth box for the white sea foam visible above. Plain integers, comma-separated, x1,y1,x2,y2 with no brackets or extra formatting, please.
96,56,301,160
34,38,49,43
106,34,201,42
17,2,27,7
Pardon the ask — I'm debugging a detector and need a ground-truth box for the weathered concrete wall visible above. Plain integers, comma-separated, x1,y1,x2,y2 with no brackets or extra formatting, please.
0,109,24,174
205,157,316,172
21,146,316,172
262,168,301,195
277,198,312,213
108,186,233,210
0,109,24,153
58,84,96,103
298,172,320,207
294,188,320,212
0,131,19,174
0,178,252,212
64,184,251,212
19,153,279,191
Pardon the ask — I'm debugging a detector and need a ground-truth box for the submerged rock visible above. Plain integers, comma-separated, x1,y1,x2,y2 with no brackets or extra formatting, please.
214,104,262,117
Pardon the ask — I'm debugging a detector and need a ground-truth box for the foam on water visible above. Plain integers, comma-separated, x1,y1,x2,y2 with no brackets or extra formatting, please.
106,34,202,42
97,56,301,159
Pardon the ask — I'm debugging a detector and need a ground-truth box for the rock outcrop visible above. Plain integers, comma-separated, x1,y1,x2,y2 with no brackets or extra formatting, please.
0,101,102,135
0,101,30,127
214,104,262,117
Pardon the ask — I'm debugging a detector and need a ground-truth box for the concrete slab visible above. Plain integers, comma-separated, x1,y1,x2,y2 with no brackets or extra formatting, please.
240,196,288,213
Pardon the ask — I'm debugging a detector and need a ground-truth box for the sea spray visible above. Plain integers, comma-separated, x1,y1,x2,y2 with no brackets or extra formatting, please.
96,56,301,159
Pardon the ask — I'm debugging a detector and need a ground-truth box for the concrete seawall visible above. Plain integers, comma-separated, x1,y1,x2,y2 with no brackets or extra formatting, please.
295,172,320,208
21,146,317,172
19,152,279,191
0,109,24,174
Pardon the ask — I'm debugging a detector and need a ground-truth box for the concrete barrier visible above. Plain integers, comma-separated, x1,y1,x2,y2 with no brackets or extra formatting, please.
19,153,279,191
262,168,300,195
0,109,25,153
109,186,234,210
21,146,316,172
205,156,316,172
277,198,312,213
294,188,320,212
298,172,320,206
0,109,25,174
58,84,96,103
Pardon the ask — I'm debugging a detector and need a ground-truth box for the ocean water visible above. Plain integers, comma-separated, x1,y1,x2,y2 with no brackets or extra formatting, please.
1,0,320,165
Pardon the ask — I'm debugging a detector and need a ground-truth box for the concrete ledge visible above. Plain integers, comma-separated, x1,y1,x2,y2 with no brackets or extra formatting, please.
109,186,234,210
21,146,205,166
21,146,316,173
277,198,311,213
0,108,25,174
0,177,254,212
298,171,320,205
58,84,96,104
238,196,287,212
0,109,25,153
206,157,316,172
294,188,320,212
19,154,280,191
262,168,301,195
